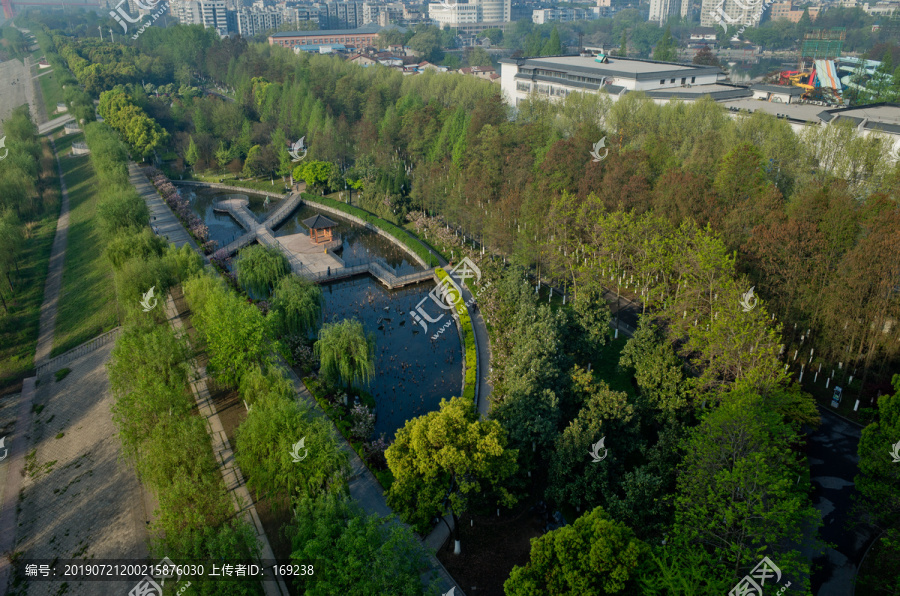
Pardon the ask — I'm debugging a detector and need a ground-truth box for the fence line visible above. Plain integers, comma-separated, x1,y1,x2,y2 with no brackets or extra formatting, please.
36,327,122,377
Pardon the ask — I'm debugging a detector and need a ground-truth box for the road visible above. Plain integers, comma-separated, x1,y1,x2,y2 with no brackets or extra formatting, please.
807,407,878,595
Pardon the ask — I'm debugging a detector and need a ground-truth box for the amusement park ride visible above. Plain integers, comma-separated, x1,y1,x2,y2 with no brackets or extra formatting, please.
761,27,886,106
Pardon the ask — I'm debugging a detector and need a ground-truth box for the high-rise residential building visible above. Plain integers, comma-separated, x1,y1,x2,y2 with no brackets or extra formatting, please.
362,2,404,25
171,0,229,35
700,0,765,29
649,0,679,24
282,6,324,28
324,1,364,28
233,6,283,36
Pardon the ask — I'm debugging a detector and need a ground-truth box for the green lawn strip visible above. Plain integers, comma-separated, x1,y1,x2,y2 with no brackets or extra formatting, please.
301,193,440,267
38,70,64,121
50,133,117,357
0,214,57,390
435,267,477,402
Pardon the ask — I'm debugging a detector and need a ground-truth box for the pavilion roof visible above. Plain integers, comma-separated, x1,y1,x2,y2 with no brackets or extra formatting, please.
302,214,338,229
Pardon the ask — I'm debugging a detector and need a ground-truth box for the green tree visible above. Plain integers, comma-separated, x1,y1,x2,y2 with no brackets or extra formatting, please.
270,274,323,337
673,389,818,585
619,30,628,56
184,273,275,386
314,318,375,393
293,160,336,190
854,374,900,544
408,28,444,63
235,391,349,509
385,396,519,551
289,492,434,595
619,320,690,417
234,244,290,299
653,26,677,62
185,135,200,169
505,505,650,595
541,27,562,56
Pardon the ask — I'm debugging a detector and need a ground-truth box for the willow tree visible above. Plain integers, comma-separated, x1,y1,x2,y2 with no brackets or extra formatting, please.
314,319,375,393
235,244,289,299
271,274,323,337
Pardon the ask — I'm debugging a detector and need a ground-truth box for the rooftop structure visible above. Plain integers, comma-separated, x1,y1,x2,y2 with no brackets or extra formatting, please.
269,24,402,49
499,54,727,106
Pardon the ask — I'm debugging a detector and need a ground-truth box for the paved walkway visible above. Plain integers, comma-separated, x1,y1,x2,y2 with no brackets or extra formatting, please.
33,137,72,367
129,164,199,251
284,367,464,595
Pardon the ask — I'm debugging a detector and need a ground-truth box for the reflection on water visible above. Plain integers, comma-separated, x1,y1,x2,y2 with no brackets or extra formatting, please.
185,188,276,249
320,276,463,440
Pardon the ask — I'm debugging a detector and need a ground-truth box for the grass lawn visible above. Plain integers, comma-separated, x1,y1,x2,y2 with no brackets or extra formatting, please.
38,71,65,120
50,132,117,358
0,216,57,391
0,138,61,392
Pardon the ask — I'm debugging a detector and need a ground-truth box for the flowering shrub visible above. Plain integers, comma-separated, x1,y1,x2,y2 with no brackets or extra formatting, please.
211,248,231,269
147,170,212,251
349,403,375,441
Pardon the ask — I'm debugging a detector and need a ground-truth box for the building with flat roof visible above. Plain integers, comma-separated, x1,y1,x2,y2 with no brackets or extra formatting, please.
769,2,820,22
499,54,733,106
532,7,599,23
269,24,401,49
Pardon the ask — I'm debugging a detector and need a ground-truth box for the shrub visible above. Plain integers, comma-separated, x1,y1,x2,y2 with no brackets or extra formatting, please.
435,266,477,401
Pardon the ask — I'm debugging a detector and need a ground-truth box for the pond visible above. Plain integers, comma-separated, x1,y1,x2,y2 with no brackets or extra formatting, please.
183,185,460,440
320,276,463,441
184,187,422,275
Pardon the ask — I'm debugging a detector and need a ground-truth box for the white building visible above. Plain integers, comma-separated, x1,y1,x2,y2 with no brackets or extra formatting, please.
428,0,510,29
233,7,283,36
499,54,743,107
649,0,680,25
700,0,764,29
532,7,599,24
172,0,228,36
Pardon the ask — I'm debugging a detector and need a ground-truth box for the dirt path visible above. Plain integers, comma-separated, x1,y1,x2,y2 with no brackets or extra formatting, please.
33,137,71,367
